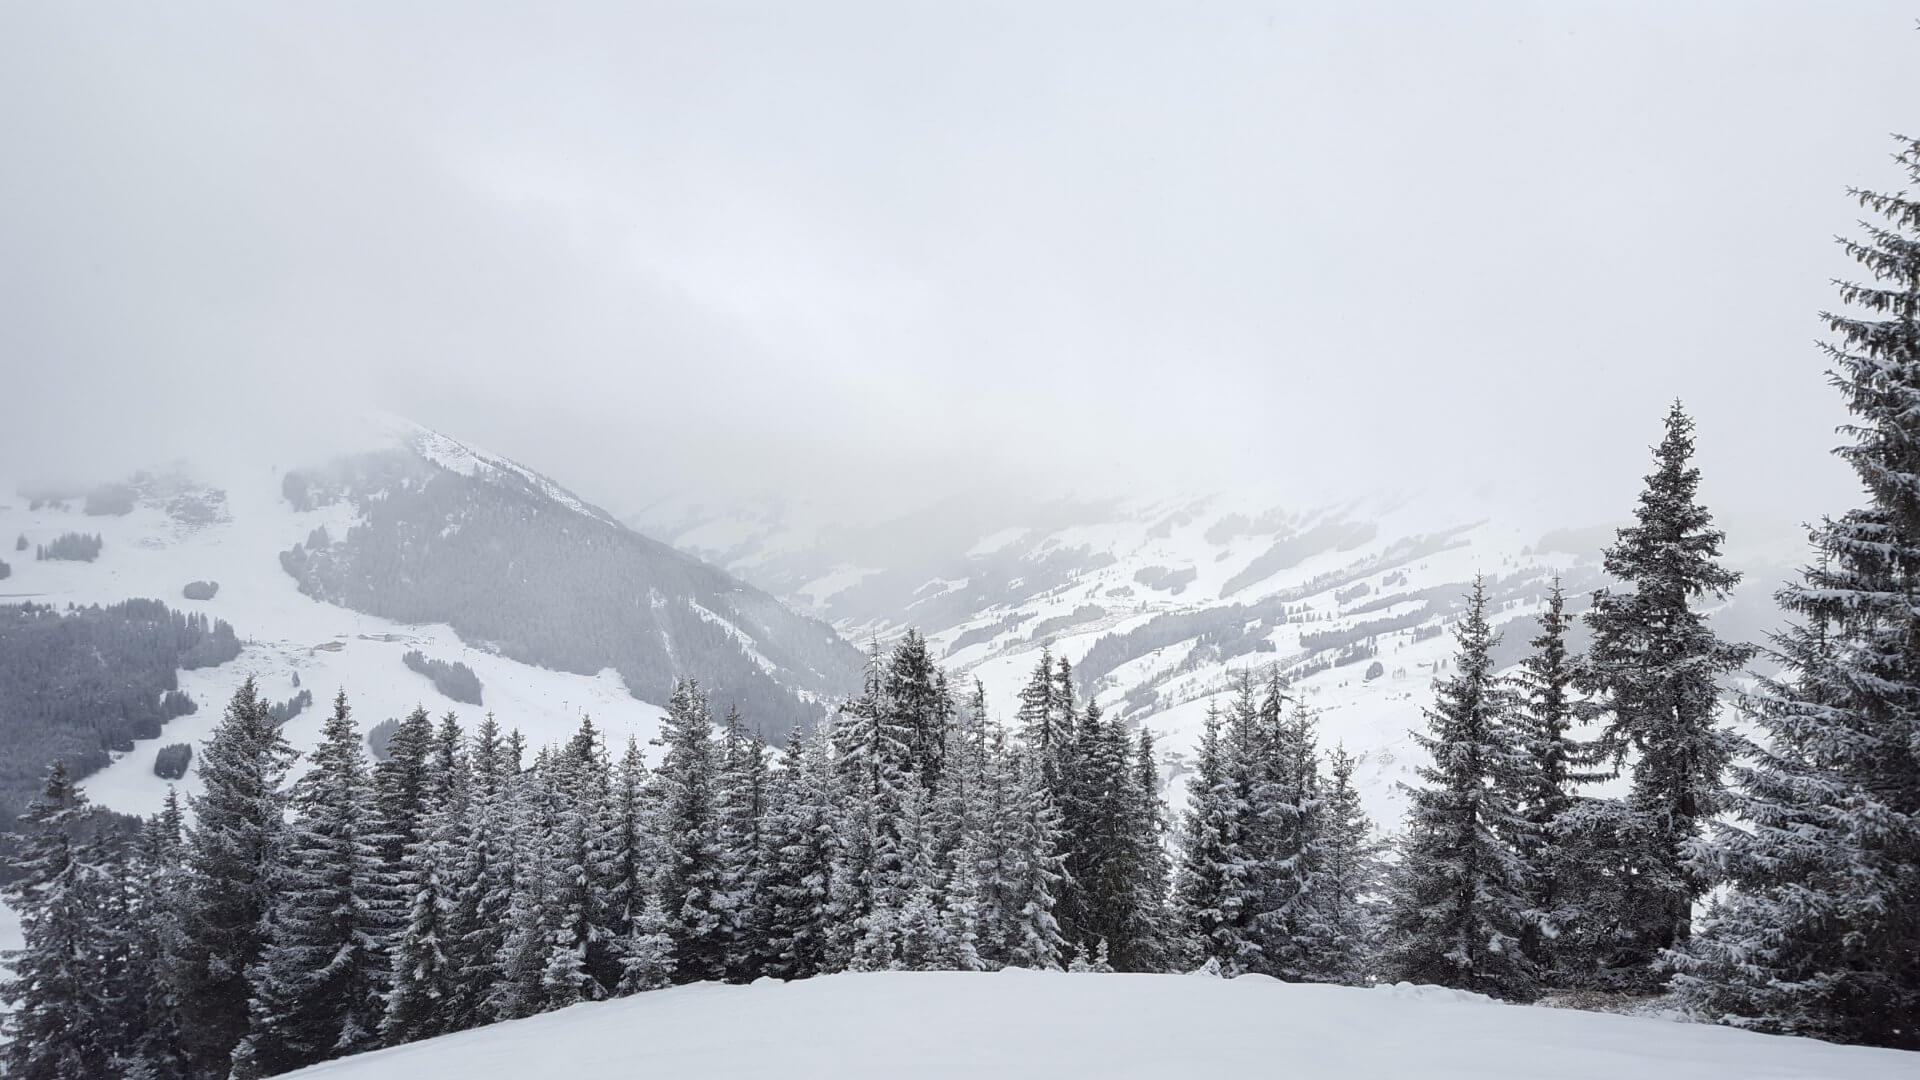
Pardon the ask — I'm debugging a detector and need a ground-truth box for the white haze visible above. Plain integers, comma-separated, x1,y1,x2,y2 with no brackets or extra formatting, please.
3,3,1916,535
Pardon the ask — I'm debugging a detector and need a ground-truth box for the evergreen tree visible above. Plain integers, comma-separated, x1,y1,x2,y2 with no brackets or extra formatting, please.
489,749,557,1020
1121,727,1175,973
602,735,656,993
654,681,730,982
1173,702,1259,973
1,764,125,1080
1299,745,1385,985
999,746,1068,970
616,894,678,994
369,705,436,976
886,629,948,790
1384,578,1538,999
714,709,770,980
537,716,618,1008
130,789,190,1079
1014,647,1060,773
832,651,912,969
759,725,838,980
1511,579,1591,972
382,713,470,1042
232,692,384,1077
1249,684,1322,981
1066,696,1156,970
448,715,514,1028
1670,140,1920,1048
166,678,297,1077
1581,403,1753,964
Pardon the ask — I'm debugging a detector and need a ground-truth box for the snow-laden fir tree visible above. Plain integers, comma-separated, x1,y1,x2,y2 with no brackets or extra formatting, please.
1384,578,1538,1000
1173,701,1260,974
887,629,949,790
616,894,678,994
447,715,516,1028
232,692,385,1077
1067,696,1159,971
129,789,190,1079
490,746,559,1020
758,724,838,980
1510,580,1602,975
1249,685,1323,981
997,744,1069,970
1298,744,1385,985
1669,138,1920,1049
368,705,435,973
833,649,914,970
1,764,127,1080
1122,727,1176,973
715,709,771,980
383,712,470,1041
654,681,731,982
541,717,621,1005
602,735,657,988
165,678,297,1078
1579,403,1753,967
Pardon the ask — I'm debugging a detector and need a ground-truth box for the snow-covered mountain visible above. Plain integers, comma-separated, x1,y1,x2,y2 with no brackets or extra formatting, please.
280,969,1914,1079
635,489,1800,826
0,418,863,819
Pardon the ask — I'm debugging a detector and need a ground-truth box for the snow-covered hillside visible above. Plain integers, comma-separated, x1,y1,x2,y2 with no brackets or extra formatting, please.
637,490,1800,827
283,970,1915,1080
0,421,857,818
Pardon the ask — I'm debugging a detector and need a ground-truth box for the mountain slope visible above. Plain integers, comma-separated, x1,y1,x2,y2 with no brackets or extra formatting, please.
280,418,862,732
637,490,1799,826
0,420,862,819
282,970,1915,1080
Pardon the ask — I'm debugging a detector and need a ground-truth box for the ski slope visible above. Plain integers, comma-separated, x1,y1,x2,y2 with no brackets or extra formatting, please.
283,970,1916,1080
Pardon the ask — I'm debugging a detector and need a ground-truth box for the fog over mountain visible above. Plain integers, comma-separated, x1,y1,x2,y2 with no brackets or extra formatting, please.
6,3,1915,537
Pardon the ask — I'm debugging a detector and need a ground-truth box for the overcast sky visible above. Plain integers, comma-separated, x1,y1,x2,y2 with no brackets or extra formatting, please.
3,3,1915,530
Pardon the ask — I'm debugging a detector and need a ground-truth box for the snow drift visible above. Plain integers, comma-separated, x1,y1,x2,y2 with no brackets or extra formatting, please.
284,970,1916,1079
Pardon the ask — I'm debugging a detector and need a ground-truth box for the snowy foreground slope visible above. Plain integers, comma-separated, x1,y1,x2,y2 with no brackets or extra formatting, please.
284,970,1914,1080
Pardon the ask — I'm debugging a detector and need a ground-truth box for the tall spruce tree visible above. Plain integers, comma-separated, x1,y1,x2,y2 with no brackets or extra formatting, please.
167,678,297,1077
1581,403,1753,963
714,709,770,980
232,692,384,1077
369,705,436,981
448,715,515,1027
1299,744,1385,985
760,724,838,980
1,764,125,1080
603,735,657,992
1511,580,1592,970
1384,578,1538,999
535,716,618,1008
1670,139,1920,1049
1122,727,1175,973
131,789,190,1079
1250,685,1322,981
383,713,470,1041
654,681,730,982
1173,702,1259,973
833,651,912,969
